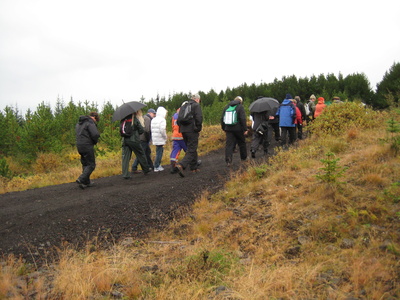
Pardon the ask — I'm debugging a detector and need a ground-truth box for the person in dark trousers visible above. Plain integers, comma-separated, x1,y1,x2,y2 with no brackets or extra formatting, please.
132,108,155,173
75,111,101,189
121,111,150,179
221,96,248,166
294,96,306,139
268,106,281,142
275,94,297,149
175,93,203,177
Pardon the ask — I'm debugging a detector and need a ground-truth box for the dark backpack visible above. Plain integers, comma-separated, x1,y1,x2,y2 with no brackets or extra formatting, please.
177,102,193,125
120,118,133,137
223,105,238,125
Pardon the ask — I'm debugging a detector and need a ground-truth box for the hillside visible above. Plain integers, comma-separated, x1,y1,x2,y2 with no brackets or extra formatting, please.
1,103,399,299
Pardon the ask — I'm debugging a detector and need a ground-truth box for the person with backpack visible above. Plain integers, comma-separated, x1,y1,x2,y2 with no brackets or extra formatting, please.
151,106,168,172
306,94,316,122
132,108,156,173
275,94,297,149
75,111,101,189
250,98,270,158
174,93,203,177
221,96,248,166
121,110,150,179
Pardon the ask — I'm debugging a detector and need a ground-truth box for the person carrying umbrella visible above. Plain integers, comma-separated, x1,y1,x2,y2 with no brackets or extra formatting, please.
121,110,150,179
248,97,280,158
112,101,150,179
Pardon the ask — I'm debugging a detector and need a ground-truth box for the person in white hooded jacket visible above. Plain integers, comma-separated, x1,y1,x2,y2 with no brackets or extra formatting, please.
151,106,168,171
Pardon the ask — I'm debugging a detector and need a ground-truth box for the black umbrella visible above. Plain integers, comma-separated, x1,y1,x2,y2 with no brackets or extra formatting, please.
249,97,279,113
112,101,147,122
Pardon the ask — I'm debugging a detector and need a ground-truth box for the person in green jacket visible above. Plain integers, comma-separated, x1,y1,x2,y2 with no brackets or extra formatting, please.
121,110,150,179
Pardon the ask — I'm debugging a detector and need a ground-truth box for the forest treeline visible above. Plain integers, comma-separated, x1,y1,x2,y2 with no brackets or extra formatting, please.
1,63,399,172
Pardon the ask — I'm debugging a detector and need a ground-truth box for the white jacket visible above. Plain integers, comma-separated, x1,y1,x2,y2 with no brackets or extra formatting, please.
151,107,167,145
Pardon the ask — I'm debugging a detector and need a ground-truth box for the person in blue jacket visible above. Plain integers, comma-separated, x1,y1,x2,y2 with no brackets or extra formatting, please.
275,94,296,149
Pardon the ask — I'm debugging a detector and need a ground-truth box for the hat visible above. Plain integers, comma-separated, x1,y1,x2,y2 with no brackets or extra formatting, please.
285,93,292,99
333,96,340,100
310,94,316,100
147,108,156,114
234,96,243,103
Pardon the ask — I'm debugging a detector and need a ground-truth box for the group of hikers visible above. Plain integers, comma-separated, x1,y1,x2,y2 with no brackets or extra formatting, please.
74,93,333,189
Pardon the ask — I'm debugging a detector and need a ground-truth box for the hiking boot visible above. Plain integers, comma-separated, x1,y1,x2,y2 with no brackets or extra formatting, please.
175,164,185,177
170,162,178,174
251,151,256,158
132,170,142,174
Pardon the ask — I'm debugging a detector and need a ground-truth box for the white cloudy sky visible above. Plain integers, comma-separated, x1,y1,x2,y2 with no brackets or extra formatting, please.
0,0,399,113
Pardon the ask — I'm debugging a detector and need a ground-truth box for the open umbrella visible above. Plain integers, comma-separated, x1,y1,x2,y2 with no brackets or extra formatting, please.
112,101,147,122
249,97,279,113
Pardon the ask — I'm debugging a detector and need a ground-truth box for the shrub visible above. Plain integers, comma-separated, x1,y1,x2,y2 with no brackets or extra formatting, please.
309,102,378,137
34,152,63,173
0,157,13,179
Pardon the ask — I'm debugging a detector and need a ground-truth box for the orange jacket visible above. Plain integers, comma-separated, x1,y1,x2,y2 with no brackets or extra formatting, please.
172,111,183,140
314,97,327,118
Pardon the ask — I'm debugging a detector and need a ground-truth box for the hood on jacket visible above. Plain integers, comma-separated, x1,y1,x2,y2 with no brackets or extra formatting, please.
318,97,325,104
156,106,167,119
78,115,93,125
228,99,242,107
281,99,293,105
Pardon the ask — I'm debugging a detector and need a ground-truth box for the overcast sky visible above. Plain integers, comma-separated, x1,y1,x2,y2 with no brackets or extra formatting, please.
1,0,399,113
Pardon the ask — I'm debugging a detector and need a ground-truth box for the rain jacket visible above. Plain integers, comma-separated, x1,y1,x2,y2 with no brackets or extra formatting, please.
140,113,153,142
314,97,327,118
221,99,247,132
178,100,203,133
151,107,168,145
172,111,183,140
75,116,100,146
276,99,296,127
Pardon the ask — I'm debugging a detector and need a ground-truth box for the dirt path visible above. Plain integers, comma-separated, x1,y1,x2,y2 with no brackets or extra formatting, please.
0,143,272,263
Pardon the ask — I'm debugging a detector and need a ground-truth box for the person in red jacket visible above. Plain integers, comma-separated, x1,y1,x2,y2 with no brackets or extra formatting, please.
291,99,302,143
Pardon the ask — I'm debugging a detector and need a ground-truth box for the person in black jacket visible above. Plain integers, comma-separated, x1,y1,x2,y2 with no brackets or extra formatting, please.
175,93,203,177
221,96,248,166
75,112,101,189
295,96,306,139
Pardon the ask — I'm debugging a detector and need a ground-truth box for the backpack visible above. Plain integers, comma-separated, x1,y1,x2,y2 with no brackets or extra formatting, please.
177,102,193,125
223,105,238,125
120,118,133,137
305,103,310,116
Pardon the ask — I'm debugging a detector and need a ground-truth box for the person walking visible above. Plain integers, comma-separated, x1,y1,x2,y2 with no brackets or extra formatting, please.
121,111,150,179
132,108,156,173
314,97,327,118
75,111,101,189
170,107,187,173
221,96,248,166
294,96,306,139
307,94,316,122
151,106,168,172
175,93,203,177
292,99,303,142
276,94,296,149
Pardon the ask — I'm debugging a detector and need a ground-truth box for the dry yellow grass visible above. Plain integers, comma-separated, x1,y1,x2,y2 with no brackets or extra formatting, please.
0,125,225,194
1,109,399,299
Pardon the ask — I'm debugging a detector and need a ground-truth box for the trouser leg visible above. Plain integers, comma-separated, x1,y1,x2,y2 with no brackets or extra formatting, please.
77,145,96,185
